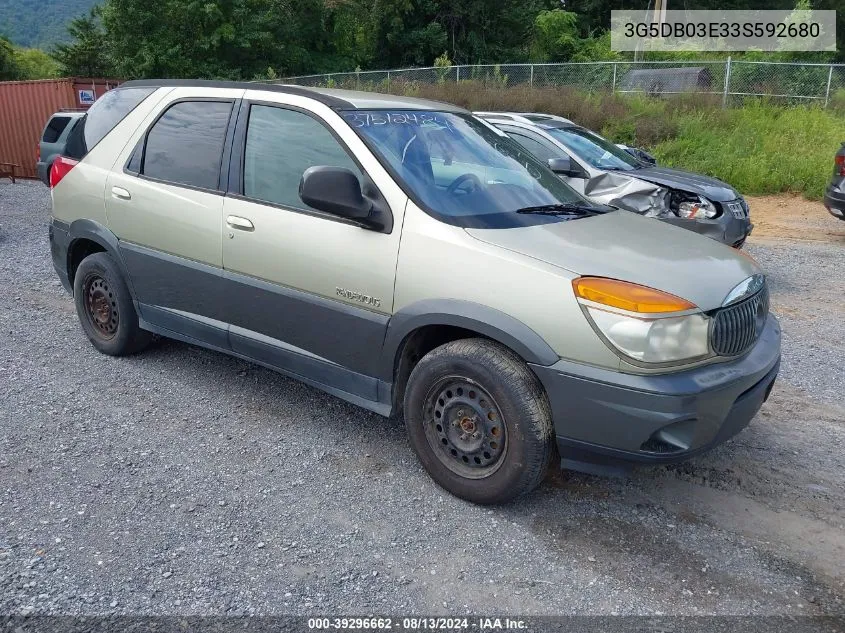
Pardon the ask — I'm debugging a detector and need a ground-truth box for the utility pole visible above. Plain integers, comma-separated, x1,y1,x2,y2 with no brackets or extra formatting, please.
635,0,666,62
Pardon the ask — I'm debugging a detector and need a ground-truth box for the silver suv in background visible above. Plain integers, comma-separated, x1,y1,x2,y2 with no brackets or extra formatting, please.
823,142,845,221
37,111,84,185
48,82,780,504
478,112,754,248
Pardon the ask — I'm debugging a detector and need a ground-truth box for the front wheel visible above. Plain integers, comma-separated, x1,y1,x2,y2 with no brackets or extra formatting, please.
403,338,554,504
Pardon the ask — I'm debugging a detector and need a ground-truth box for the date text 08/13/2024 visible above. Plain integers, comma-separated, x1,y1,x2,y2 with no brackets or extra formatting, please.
307,617,528,630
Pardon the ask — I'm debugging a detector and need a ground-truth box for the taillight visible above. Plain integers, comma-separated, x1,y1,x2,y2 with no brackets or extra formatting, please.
836,154,845,177
36,144,40,162
49,156,78,189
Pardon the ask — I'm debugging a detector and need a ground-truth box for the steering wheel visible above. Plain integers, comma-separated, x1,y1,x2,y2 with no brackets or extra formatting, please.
447,172,483,195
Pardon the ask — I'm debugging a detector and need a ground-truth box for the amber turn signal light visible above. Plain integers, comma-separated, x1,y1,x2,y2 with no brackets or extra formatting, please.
572,277,697,314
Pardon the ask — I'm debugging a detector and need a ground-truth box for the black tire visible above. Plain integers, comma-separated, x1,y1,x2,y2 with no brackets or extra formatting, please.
403,338,554,504
73,252,151,356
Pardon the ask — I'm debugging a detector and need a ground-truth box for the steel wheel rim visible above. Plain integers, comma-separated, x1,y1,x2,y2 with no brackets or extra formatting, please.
422,376,508,479
83,273,119,340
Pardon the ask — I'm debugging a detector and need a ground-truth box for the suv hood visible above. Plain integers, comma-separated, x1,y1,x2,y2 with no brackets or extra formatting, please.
466,210,759,311
630,166,739,202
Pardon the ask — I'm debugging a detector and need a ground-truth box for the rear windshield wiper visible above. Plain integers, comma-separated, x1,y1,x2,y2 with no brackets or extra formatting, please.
515,203,603,216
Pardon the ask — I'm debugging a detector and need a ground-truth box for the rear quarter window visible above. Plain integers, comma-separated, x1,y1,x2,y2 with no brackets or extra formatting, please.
42,116,71,143
64,87,156,160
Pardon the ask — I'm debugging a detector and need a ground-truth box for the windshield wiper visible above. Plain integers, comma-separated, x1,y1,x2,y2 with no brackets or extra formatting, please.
515,203,603,216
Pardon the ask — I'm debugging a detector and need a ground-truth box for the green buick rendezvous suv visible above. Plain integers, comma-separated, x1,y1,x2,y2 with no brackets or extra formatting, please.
49,80,781,504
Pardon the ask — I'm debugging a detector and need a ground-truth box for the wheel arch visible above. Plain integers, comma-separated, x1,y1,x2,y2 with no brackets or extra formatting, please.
66,220,135,300
382,300,559,416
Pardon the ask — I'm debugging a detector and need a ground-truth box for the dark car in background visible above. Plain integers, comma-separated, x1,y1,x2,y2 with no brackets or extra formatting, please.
823,142,845,221
37,112,84,185
477,112,754,248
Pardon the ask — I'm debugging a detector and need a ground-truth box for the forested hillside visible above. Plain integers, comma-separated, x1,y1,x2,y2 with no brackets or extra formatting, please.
1,0,842,78
0,0,96,47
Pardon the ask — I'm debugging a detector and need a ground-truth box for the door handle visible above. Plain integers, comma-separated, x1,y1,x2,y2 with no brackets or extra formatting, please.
226,215,255,231
111,186,131,200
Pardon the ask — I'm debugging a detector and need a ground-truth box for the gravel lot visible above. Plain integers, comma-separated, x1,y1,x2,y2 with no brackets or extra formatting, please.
1,181,843,616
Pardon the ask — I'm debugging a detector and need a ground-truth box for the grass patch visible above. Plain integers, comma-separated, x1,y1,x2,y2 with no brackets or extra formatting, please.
359,80,845,200
653,104,844,200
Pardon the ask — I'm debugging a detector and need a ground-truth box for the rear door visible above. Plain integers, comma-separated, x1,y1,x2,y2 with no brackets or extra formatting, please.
105,88,243,344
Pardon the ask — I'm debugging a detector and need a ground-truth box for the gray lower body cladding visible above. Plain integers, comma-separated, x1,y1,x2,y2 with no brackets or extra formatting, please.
51,217,779,473
530,315,781,469
49,220,73,292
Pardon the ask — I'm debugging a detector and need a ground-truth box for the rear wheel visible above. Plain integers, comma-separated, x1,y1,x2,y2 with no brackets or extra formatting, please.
403,338,554,504
73,252,151,356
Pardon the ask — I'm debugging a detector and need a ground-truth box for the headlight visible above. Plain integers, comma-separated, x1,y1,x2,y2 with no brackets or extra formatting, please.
573,277,711,364
585,308,710,363
673,194,717,220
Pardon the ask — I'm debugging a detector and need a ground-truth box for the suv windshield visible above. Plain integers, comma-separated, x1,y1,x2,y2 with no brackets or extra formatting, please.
545,126,642,171
342,110,598,229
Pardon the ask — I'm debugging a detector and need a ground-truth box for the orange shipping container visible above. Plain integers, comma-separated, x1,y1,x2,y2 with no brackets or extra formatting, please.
0,78,121,180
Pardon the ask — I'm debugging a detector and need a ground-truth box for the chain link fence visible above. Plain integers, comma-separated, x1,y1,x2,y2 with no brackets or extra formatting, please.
280,59,845,107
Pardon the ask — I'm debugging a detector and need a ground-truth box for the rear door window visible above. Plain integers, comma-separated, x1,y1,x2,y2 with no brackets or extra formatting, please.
42,116,71,143
64,87,156,159
141,100,233,191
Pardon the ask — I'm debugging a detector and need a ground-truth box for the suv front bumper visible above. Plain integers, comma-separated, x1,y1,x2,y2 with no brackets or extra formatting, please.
823,183,845,220
529,315,780,472
659,204,752,249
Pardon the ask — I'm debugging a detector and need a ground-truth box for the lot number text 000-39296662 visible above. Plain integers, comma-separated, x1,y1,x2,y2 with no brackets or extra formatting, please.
307,617,529,630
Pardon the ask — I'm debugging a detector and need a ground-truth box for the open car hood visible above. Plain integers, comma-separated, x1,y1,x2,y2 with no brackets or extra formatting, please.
465,209,759,311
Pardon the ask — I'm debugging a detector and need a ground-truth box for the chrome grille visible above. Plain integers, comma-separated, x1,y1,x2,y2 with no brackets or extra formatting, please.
725,199,749,219
711,286,769,356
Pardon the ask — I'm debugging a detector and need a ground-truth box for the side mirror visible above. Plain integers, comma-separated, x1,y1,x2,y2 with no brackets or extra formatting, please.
548,157,584,178
299,166,372,221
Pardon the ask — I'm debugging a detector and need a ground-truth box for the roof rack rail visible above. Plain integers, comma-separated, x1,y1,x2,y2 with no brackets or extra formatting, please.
474,111,575,125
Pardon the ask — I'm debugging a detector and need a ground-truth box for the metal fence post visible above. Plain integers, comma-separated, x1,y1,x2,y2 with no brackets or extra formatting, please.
530,64,534,88
611,62,617,93
722,56,732,108
456,66,460,83
386,70,390,89
824,64,834,108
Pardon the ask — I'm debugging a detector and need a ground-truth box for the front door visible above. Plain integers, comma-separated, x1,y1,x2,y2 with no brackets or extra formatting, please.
220,95,407,388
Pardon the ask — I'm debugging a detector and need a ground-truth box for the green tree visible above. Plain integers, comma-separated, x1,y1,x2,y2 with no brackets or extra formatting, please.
14,47,60,78
532,9,580,61
434,0,556,64
52,7,113,76
0,35,21,79
99,0,335,79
